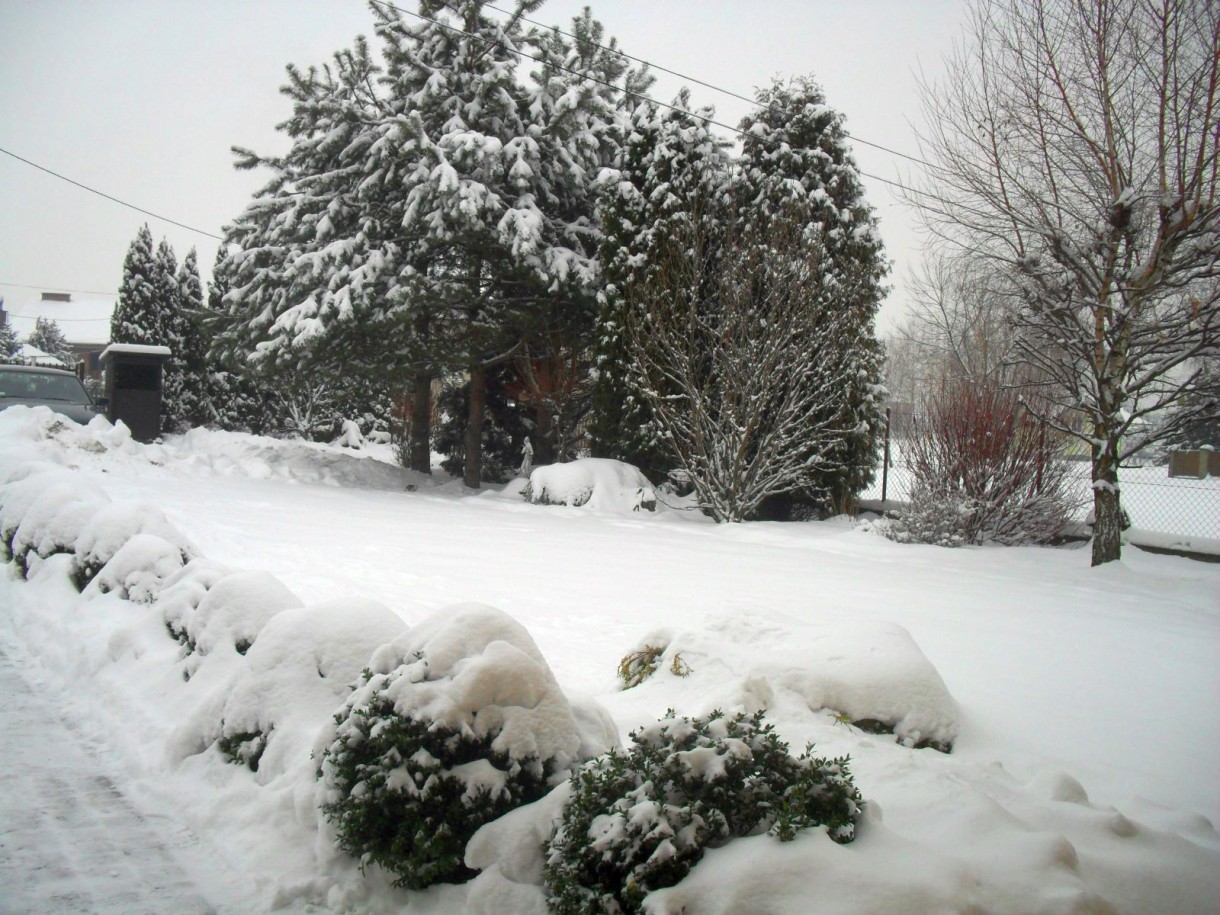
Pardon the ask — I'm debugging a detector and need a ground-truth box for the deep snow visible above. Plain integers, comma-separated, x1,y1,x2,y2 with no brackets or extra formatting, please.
1,406,1218,914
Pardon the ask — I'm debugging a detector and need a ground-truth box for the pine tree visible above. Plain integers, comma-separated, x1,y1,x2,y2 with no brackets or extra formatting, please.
218,1,638,483
27,317,75,366
735,76,888,514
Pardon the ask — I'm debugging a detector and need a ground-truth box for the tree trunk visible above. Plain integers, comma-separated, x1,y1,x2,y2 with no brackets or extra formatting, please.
533,400,556,466
1090,436,1123,567
409,371,432,474
463,364,486,489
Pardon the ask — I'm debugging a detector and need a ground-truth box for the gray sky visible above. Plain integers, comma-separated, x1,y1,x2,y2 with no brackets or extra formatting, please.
0,0,967,335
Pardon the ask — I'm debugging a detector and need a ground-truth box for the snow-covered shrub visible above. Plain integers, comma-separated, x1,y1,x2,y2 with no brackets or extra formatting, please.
884,484,971,547
71,501,196,591
892,379,1080,546
211,597,406,776
177,570,302,658
160,557,232,646
543,709,862,915
7,479,107,577
317,603,583,890
0,465,80,563
84,532,189,603
522,459,657,512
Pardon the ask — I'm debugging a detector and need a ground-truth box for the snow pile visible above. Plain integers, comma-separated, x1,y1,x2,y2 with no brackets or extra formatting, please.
182,597,406,780
523,458,658,512
73,500,197,593
612,613,958,752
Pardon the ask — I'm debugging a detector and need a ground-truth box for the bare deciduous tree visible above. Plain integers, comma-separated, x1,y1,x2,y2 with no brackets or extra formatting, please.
624,204,869,522
914,0,1219,565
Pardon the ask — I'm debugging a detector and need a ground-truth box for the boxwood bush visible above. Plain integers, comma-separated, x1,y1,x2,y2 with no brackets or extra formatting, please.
544,709,862,914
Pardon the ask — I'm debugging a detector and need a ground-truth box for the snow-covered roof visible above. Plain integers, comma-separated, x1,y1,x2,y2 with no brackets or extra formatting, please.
2,294,116,347
16,344,70,367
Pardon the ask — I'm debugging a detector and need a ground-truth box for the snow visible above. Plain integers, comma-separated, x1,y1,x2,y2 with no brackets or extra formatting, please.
1,404,1218,913
100,342,173,359
522,457,658,512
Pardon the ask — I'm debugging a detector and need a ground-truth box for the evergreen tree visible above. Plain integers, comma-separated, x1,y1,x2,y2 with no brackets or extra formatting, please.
589,92,729,479
218,1,638,483
111,224,162,347
27,317,74,366
0,308,22,364
735,76,888,514
163,247,209,430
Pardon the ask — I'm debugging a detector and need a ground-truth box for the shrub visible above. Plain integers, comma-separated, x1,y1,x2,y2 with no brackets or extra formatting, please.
543,709,862,915
891,378,1081,546
317,604,583,890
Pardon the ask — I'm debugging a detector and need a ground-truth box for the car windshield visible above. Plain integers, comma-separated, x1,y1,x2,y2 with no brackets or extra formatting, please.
0,370,90,403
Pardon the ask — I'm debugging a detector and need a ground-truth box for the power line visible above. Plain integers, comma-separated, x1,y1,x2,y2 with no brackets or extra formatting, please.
369,0,942,203
482,1,940,172
0,281,116,297
0,146,224,241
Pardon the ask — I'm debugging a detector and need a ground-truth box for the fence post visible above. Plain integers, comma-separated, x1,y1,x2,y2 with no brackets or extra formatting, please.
881,407,892,503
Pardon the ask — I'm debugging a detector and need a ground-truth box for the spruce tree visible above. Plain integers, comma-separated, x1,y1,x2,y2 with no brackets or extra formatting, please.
111,224,162,347
172,248,210,428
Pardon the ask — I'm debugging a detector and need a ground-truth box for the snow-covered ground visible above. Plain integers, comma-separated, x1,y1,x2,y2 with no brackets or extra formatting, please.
2,406,1218,914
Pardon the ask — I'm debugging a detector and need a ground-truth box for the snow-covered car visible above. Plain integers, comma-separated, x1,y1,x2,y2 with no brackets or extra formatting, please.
0,364,105,424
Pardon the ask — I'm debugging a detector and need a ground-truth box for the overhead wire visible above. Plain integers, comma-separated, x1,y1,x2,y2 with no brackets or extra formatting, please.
0,145,224,241
480,0,941,172
367,0,965,210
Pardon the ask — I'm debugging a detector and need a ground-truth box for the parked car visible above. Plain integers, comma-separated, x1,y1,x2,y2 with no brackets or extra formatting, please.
0,364,105,424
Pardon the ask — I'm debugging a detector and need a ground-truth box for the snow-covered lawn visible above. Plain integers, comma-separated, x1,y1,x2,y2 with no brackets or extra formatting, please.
2,406,1218,914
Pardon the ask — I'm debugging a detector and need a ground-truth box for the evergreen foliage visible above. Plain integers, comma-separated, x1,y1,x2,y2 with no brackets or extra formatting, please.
544,709,862,914
434,367,531,483
589,92,729,480
217,1,642,484
0,312,20,363
111,224,162,347
26,317,74,366
735,77,888,514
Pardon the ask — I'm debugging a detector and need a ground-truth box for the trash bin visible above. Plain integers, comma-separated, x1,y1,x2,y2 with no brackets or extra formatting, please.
100,344,171,443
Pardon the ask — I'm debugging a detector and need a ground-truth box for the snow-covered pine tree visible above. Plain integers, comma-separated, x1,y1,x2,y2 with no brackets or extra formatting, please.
161,248,210,430
0,315,20,364
111,224,162,347
589,92,730,480
735,76,888,515
26,317,75,366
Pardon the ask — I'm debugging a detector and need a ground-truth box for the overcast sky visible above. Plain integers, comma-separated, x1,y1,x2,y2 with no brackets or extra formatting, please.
0,0,967,335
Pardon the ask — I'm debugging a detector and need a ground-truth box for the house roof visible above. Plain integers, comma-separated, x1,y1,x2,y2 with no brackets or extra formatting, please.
1,294,116,348
17,343,71,367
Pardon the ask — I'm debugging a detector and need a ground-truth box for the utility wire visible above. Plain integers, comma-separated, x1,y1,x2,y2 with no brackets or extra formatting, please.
0,146,224,241
0,281,116,297
370,0,951,205
482,0,940,171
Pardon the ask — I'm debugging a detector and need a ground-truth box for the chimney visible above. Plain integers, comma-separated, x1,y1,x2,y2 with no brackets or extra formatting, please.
41,292,72,303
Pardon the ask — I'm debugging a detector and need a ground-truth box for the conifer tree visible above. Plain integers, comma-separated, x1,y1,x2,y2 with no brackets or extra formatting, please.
735,76,888,514
589,92,729,479
172,248,211,428
111,224,162,347
27,317,74,366
0,317,20,364
219,1,639,483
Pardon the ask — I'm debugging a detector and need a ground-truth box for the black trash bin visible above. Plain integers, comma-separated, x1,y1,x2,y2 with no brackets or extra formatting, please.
100,344,171,443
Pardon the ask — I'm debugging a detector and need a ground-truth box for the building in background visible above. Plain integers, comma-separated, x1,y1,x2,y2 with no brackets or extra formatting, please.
0,291,115,380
